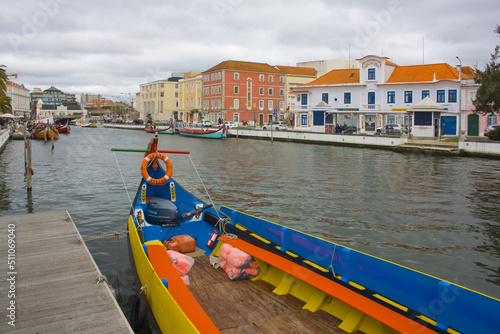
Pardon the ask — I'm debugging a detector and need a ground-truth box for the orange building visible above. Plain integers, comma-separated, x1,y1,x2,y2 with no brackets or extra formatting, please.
202,60,287,126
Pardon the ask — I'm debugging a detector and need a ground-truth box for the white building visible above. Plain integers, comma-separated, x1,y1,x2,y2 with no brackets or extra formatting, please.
290,55,473,138
6,81,30,117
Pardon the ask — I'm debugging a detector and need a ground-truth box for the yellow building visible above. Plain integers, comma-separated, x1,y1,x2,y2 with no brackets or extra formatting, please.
178,72,202,124
139,75,181,122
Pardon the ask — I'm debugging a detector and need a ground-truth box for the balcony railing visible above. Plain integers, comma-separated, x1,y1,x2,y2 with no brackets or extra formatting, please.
361,104,380,111
289,104,311,111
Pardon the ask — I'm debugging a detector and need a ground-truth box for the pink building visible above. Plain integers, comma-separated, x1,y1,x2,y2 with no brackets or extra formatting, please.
461,67,498,136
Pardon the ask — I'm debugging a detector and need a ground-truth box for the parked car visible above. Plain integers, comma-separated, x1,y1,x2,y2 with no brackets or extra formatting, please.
263,121,288,131
484,124,500,135
376,124,403,134
195,120,213,127
224,121,238,129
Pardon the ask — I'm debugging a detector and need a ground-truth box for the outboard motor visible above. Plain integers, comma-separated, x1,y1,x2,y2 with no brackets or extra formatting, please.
144,197,179,226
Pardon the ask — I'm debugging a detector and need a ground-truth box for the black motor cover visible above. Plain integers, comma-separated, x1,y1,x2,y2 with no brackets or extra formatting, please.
144,197,178,225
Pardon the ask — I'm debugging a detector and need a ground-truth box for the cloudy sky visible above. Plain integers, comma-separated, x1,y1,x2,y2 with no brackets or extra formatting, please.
1,0,499,102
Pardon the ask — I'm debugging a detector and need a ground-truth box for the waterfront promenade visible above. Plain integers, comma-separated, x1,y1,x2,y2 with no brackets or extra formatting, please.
101,123,500,158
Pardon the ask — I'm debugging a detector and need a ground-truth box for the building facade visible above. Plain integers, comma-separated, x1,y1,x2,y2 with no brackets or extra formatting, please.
30,86,77,105
81,93,102,105
6,81,30,117
139,76,181,122
290,55,484,137
178,72,203,123
276,65,318,125
202,60,287,126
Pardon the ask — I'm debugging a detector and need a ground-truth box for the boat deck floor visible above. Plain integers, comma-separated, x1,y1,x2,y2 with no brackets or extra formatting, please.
188,253,358,334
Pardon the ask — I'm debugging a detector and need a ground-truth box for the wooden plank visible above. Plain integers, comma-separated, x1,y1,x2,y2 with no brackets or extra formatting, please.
188,255,350,333
0,210,132,333
220,235,438,334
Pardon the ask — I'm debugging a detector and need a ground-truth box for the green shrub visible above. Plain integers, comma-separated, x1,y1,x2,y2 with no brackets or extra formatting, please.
486,127,500,140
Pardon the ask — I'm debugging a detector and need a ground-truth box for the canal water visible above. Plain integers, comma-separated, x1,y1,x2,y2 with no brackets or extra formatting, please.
1,126,499,321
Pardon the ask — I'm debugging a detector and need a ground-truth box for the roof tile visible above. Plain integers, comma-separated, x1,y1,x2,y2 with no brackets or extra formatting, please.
386,63,470,83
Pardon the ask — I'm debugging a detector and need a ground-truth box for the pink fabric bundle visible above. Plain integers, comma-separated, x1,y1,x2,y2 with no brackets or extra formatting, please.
167,250,194,285
219,243,260,280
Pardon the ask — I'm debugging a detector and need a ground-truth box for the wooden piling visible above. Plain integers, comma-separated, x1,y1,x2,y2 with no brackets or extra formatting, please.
24,136,33,191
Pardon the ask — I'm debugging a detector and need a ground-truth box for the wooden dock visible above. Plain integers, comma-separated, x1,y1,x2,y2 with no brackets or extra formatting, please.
0,210,133,333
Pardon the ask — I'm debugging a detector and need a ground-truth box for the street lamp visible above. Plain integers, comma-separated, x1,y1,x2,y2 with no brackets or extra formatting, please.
456,56,463,139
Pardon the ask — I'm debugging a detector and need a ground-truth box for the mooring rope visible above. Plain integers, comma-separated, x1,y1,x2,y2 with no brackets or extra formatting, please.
79,230,129,243
187,154,222,221
113,151,134,211
327,244,337,278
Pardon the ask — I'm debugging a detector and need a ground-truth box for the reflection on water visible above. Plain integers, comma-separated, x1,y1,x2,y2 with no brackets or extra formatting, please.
1,127,499,321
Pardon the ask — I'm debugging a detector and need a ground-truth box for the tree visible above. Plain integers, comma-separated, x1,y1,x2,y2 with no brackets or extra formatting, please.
0,65,13,114
474,25,500,115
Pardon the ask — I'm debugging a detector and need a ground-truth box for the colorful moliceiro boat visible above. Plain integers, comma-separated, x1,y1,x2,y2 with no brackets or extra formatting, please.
145,125,175,134
179,125,226,139
56,121,71,134
122,137,499,334
32,123,59,140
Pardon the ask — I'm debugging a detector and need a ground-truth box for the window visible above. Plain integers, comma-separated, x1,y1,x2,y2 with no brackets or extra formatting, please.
437,90,445,103
322,93,329,104
279,101,284,110
301,114,308,126
344,92,351,104
301,94,308,107
368,68,375,80
448,89,457,103
487,114,497,126
268,88,273,96
387,91,395,104
160,92,164,97
234,86,239,94
422,90,430,99
404,91,413,104
414,112,432,125
268,100,273,110
268,75,273,83
259,75,264,82
234,99,239,109
234,73,239,80
368,92,375,105
279,89,284,96
280,76,285,83
259,100,264,109
259,87,264,95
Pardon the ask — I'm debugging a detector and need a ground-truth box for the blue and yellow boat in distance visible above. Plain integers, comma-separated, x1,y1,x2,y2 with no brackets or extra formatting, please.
120,137,499,334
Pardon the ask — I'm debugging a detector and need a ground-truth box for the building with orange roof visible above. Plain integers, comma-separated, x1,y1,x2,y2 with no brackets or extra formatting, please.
202,60,286,126
275,65,318,121
289,55,488,137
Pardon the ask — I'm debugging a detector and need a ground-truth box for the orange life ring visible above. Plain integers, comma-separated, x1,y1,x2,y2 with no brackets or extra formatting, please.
140,152,173,185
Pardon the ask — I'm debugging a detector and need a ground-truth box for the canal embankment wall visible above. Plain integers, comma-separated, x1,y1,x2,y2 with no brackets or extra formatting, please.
100,124,500,159
0,128,10,153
